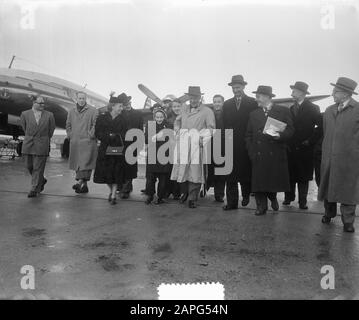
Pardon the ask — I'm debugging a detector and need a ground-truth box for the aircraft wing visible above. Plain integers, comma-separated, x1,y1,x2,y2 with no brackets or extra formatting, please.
273,95,330,107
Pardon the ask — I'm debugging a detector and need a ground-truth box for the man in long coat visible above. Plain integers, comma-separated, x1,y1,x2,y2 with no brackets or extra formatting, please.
222,75,258,210
171,86,215,208
120,92,144,199
246,86,294,215
319,77,359,233
20,94,56,197
284,81,321,209
66,91,98,193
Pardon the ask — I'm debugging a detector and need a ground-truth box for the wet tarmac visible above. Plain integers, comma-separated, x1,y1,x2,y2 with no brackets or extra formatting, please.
0,157,358,299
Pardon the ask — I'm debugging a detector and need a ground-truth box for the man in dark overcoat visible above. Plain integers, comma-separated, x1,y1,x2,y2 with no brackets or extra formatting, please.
284,81,321,209
222,75,258,210
119,92,144,199
246,86,294,215
319,77,359,233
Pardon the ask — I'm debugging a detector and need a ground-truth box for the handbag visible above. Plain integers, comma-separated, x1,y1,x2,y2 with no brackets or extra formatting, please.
105,133,124,156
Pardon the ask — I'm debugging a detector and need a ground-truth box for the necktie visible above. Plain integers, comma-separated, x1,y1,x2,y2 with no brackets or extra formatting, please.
292,102,300,117
34,111,41,124
236,98,241,110
263,107,269,116
338,102,344,112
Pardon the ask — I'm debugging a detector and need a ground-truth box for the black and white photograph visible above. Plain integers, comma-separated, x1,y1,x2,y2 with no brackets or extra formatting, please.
0,0,359,307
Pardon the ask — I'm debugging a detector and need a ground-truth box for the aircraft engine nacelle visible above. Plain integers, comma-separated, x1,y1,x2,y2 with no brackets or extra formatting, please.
0,112,24,138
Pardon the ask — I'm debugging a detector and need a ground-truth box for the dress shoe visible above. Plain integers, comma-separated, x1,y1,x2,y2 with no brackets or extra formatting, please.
76,184,89,194
271,198,279,211
299,204,308,210
108,193,112,202
110,198,117,205
282,200,291,205
145,196,153,205
27,190,38,198
343,224,355,233
40,178,47,192
72,183,80,191
188,200,196,208
255,209,266,216
154,198,165,205
215,196,224,203
321,216,331,224
180,193,188,203
241,197,250,207
222,205,238,211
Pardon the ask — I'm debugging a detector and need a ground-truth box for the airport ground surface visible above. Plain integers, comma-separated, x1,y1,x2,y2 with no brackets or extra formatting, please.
0,156,358,300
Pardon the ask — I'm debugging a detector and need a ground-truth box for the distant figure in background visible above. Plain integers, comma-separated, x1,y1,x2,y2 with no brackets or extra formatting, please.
284,81,321,209
222,75,257,211
166,98,183,200
144,106,172,205
66,91,98,194
246,86,294,216
206,94,226,202
20,94,56,197
121,93,144,199
313,112,323,187
319,77,359,233
162,94,176,117
93,95,127,205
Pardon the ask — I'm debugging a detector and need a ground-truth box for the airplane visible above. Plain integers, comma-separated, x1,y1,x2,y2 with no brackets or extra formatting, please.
0,67,108,139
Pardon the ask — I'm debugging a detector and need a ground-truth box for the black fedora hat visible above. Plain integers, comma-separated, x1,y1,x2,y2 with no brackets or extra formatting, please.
252,85,276,97
185,86,204,96
290,81,310,95
117,92,132,104
228,75,247,86
330,77,358,95
109,95,120,103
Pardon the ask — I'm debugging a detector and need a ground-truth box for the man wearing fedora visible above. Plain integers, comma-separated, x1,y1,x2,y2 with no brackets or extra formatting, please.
222,75,258,210
284,81,321,209
246,86,294,215
170,86,215,208
319,77,359,233
119,92,144,199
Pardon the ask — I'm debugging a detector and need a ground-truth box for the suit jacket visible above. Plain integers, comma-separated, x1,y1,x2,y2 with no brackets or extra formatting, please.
287,99,321,182
222,94,257,182
20,109,56,156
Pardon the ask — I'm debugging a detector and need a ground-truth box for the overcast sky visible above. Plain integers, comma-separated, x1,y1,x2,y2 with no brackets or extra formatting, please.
1,0,359,110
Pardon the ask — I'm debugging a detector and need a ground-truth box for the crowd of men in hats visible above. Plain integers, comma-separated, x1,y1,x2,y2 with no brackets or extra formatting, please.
20,75,359,233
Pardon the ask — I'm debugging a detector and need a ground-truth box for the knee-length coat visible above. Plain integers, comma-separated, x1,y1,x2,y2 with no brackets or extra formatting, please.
93,112,128,184
66,104,98,171
318,98,359,204
171,104,216,184
222,95,258,183
245,104,294,192
287,99,321,182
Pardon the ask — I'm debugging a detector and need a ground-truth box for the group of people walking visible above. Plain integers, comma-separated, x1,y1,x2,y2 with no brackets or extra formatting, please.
20,74,359,233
